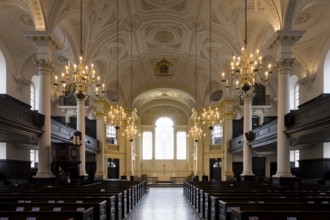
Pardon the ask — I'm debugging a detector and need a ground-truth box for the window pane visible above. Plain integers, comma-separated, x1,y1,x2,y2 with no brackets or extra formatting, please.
142,131,152,160
106,125,117,144
294,84,300,110
211,124,223,144
176,131,186,160
30,84,35,110
155,117,174,159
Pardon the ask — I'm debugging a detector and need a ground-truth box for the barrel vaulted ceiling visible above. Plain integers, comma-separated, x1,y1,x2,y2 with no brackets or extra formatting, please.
1,0,330,117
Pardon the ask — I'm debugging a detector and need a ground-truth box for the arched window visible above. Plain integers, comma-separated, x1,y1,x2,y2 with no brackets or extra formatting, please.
106,125,117,144
176,131,186,160
211,124,223,144
155,117,174,159
324,50,330,93
142,131,152,160
0,50,6,93
294,83,300,110
30,84,35,110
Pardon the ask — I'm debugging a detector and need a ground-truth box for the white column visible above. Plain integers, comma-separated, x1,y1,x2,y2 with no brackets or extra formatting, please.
33,58,54,178
125,140,133,177
273,58,295,177
268,30,304,180
77,99,87,176
241,92,254,177
221,99,236,180
195,140,204,178
95,116,105,179
26,32,62,179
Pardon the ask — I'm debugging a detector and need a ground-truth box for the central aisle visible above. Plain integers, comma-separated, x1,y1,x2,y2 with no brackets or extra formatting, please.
127,187,202,220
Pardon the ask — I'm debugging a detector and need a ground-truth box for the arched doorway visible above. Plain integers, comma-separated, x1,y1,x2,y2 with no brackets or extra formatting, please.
107,158,119,179
210,158,222,181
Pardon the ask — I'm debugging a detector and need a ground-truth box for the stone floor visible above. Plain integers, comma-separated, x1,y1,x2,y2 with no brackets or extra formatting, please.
126,187,202,220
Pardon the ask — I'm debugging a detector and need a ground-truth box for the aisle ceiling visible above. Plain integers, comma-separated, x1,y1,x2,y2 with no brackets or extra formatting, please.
0,0,329,116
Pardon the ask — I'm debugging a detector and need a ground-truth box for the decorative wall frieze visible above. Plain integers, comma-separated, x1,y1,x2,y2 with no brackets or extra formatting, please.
269,30,305,49
25,31,63,50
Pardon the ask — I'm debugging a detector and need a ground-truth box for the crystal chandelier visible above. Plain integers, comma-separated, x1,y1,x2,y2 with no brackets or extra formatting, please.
199,106,220,130
189,121,204,142
124,24,139,142
198,0,220,130
125,116,139,142
105,0,126,129
54,0,104,100
106,104,127,130
221,0,272,94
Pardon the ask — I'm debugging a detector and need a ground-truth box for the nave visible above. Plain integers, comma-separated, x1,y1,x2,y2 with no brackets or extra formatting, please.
126,187,201,220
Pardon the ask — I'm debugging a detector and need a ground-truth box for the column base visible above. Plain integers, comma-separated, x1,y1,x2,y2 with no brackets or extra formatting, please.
31,177,56,186
224,171,235,181
240,175,255,181
271,176,297,186
34,171,55,178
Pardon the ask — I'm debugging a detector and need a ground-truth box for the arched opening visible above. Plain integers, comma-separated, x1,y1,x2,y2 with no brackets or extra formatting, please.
324,50,330,93
0,50,6,93
155,117,174,160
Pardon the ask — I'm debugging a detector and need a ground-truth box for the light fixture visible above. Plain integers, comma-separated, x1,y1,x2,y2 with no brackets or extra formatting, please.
54,0,104,100
189,24,204,143
199,0,221,130
106,0,127,130
221,0,272,95
124,23,139,142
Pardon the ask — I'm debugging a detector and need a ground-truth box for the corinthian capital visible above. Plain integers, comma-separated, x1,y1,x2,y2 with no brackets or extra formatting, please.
277,58,295,68
33,58,51,68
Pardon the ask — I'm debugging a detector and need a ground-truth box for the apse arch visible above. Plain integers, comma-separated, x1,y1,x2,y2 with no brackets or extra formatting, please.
324,50,330,93
0,50,6,93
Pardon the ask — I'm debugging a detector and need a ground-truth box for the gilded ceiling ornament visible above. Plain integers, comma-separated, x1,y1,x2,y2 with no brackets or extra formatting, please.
154,59,173,78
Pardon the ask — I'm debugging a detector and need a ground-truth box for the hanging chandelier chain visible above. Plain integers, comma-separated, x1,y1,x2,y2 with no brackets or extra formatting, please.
209,0,212,105
80,0,83,55
116,0,119,104
244,0,247,48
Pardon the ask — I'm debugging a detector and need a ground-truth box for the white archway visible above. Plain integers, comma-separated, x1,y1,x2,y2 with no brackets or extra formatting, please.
324,50,330,93
0,50,6,93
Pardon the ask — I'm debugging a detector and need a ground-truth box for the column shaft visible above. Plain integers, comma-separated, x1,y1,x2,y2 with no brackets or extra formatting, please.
274,59,294,177
34,59,54,178
241,93,254,176
77,99,87,176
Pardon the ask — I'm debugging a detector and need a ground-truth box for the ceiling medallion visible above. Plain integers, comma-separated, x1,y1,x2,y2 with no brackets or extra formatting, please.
294,12,311,25
153,30,175,44
154,59,174,78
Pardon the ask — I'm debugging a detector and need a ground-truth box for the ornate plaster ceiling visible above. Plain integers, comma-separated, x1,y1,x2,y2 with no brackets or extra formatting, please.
1,0,330,116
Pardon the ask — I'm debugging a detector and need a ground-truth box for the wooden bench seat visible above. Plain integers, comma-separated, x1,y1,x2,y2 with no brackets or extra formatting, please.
0,201,106,220
231,207,330,220
219,200,330,220
0,207,94,220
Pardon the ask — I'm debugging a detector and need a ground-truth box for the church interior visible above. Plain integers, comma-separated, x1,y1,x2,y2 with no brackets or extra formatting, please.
1,0,330,219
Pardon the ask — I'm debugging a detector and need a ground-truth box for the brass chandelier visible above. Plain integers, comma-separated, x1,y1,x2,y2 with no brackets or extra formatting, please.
189,25,204,142
198,0,221,130
221,0,272,94
124,24,139,142
54,0,104,100
105,0,127,130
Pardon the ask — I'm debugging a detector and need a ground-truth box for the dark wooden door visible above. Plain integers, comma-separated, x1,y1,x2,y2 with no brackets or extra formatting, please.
107,158,119,179
210,158,222,181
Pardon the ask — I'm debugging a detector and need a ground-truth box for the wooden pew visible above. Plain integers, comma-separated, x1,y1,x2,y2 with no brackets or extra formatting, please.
0,207,94,220
0,180,147,220
220,200,330,220
0,201,106,220
231,207,330,220
0,194,117,220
